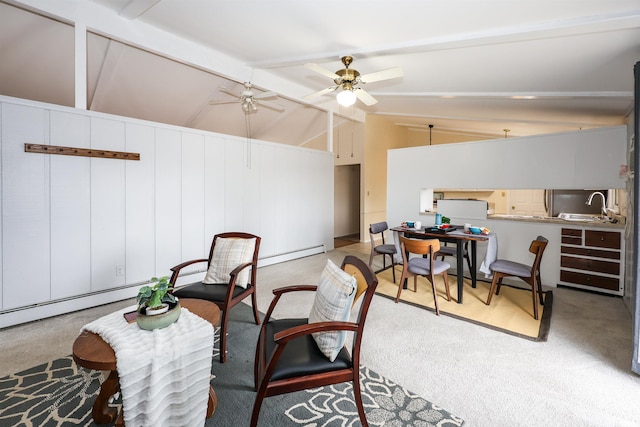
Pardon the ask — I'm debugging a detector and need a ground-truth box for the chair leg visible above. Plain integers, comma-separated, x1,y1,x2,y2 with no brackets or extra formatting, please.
219,311,229,363
251,291,261,325
495,277,504,295
531,284,539,320
486,273,501,305
250,386,266,427
442,270,451,302
352,369,369,427
537,271,544,306
429,275,440,315
396,271,408,303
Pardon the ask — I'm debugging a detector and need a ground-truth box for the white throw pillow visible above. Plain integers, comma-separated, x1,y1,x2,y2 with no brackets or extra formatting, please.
202,237,256,288
308,259,357,362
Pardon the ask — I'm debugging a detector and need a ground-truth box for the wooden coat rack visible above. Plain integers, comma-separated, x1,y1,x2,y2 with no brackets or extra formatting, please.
25,143,140,161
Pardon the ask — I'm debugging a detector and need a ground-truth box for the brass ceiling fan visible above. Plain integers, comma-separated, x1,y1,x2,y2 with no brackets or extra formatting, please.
304,55,403,106
209,82,284,114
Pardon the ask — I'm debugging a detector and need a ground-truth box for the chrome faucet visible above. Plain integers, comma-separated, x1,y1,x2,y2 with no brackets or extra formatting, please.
586,191,607,216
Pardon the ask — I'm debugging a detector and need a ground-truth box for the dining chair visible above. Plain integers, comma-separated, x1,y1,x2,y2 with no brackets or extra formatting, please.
436,241,472,274
397,236,451,315
170,232,261,363
485,235,548,320
251,255,379,427
368,221,397,283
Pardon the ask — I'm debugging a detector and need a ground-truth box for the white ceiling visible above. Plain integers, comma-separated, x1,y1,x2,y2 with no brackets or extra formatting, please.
1,0,639,143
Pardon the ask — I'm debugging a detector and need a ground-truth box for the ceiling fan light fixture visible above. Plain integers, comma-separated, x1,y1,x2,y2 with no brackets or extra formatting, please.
337,89,356,107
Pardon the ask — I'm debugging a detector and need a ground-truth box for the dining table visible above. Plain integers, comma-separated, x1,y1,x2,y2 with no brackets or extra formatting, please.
391,225,492,303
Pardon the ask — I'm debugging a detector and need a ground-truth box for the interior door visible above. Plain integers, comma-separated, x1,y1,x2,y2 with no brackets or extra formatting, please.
506,189,547,216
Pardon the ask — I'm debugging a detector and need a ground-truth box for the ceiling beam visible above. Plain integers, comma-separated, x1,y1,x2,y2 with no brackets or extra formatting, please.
118,0,162,19
250,11,640,69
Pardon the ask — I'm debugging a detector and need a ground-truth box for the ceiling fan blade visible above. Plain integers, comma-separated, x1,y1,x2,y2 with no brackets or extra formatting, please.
219,87,241,98
258,100,285,112
303,86,338,100
359,66,403,84
209,99,241,105
354,88,378,106
305,63,340,80
254,91,278,100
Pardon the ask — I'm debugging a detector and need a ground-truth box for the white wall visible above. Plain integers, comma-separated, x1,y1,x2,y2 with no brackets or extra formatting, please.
387,126,628,228
0,96,334,327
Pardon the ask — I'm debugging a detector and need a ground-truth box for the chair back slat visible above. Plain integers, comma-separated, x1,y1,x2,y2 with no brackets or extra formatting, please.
342,263,368,306
400,236,440,258
529,235,548,275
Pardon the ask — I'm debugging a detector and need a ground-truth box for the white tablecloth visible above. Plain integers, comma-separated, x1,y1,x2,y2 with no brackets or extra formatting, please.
82,305,214,427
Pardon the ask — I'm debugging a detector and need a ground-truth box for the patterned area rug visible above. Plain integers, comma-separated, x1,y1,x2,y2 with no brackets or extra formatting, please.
0,304,464,426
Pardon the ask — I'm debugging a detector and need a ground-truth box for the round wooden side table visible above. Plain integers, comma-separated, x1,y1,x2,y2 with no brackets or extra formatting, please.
72,298,220,426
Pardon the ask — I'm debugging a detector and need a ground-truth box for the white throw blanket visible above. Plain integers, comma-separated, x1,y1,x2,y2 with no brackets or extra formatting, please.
82,306,214,427
479,232,498,277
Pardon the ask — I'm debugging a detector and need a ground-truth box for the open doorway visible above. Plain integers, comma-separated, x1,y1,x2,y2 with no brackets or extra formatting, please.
334,164,361,248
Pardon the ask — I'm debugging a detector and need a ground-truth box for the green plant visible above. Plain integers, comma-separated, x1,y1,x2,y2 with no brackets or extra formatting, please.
136,276,176,312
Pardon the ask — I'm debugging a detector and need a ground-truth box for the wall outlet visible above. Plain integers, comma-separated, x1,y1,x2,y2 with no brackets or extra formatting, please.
116,265,125,276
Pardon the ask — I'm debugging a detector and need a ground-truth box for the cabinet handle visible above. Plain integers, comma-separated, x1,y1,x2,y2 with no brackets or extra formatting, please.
601,237,605,241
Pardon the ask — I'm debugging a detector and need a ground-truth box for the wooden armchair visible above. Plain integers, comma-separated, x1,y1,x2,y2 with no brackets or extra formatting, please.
251,255,378,427
170,232,261,363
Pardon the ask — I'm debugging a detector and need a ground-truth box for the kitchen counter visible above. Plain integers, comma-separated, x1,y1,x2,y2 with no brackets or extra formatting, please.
487,214,625,229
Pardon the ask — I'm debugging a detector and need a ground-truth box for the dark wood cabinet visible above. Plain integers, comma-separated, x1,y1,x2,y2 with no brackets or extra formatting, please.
559,227,623,295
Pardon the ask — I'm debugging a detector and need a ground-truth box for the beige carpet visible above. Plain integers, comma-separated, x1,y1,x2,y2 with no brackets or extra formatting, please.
375,267,552,341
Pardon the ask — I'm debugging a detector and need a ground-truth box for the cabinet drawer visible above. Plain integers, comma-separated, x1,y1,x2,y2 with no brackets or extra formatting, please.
560,270,620,291
584,230,621,249
561,246,620,260
561,256,620,275
561,236,582,245
561,228,582,237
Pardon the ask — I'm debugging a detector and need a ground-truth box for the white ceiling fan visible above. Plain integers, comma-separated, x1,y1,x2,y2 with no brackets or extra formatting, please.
209,82,284,114
304,55,403,106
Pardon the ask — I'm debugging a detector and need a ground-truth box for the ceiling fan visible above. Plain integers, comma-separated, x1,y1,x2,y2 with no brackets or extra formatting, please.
304,55,403,107
209,82,284,114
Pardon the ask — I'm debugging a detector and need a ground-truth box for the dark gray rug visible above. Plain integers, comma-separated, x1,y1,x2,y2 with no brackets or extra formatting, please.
0,303,464,426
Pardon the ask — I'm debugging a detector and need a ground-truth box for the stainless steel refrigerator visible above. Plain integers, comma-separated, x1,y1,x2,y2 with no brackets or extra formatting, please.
544,189,607,217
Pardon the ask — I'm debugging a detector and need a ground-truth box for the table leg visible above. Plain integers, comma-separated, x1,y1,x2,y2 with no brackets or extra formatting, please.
92,370,120,424
456,242,464,303
207,385,218,418
470,241,478,288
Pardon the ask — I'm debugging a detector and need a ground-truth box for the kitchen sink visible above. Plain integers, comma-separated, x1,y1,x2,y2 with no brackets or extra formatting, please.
557,212,603,222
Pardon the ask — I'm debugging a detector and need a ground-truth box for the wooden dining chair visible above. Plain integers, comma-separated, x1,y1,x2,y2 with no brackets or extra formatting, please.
397,236,451,315
436,241,472,273
251,256,378,427
368,221,397,283
485,235,548,320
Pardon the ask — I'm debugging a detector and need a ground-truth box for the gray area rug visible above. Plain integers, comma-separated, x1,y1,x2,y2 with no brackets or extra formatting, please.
0,303,464,426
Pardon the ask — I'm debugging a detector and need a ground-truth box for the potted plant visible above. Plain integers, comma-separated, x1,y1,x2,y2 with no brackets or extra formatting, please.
135,276,181,330
136,276,177,314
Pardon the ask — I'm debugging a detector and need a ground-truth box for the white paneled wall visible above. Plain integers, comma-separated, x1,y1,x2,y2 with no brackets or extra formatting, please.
0,97,333,327
50,111,91,300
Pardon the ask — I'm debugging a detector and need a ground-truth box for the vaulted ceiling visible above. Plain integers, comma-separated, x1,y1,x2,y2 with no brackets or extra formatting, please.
1,0,639,145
